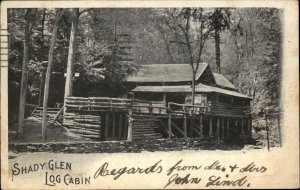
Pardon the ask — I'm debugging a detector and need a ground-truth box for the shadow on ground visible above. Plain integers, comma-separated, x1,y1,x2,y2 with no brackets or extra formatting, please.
9,117,263,154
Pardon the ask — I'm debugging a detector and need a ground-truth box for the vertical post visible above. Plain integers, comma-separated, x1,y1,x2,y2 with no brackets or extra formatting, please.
199,116,203,137
168,113,172,139
189,118,194,137
127,109,133,141
227,119,230,137
249,117,252,138
265,114,270,151
149,102,153,115
124,114,128,139
112,113,116,138
118,114,122,139
222,117,225,139
235,119,238,136
241,118,244,135
248,118,251,138
183,115,187,139
217,117,220,142
277,115,281,147
105,113,109,140
110,100,113,111
209,116,213,137
163,92,167,107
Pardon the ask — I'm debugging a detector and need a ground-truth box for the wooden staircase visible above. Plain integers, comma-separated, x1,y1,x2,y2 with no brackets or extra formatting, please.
31,106,63,126
131,114,163,141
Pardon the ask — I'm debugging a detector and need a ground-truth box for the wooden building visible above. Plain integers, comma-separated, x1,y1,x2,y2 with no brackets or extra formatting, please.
125,63,252,140
63,63,252,142
126,63,251,115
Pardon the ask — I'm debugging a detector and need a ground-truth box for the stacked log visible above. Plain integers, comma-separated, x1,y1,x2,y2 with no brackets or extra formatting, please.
63,113,101,139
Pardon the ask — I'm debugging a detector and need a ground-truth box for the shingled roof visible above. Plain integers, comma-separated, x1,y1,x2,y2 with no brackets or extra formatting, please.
127,63,208,82
213,73,237,90
127,63,238,90
132,83,251,99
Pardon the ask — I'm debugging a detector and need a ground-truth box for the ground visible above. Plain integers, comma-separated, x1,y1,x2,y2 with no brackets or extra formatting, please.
9,117,87,143
8,117,279,154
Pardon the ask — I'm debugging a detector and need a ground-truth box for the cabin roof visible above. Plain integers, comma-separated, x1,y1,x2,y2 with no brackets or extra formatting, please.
126,63,237,90
126,63,208,83
213,73,237,90
132,83,252,99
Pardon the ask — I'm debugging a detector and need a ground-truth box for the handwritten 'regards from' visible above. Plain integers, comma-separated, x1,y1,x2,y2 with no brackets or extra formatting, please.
93,159,267,188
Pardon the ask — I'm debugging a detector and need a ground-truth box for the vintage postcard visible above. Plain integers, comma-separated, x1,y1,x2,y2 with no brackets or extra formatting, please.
1,0,299,189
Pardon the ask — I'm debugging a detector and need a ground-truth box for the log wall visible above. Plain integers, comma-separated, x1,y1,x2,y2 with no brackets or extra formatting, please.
64,113,101,139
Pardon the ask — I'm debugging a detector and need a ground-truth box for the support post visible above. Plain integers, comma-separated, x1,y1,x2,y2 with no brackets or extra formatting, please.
247,118,251,138
241,118,244,135
112,113,116,138
127,109,133,141
222,117,225,139
249,117,252,138
124,115,128,139
189,118,193,137
163,92,167,107
105,113,109,140
226,119,230,137
199,116,203,137
118,114,122,139
168,113,172,139
209,116,213,137
217,117,220,142
183,115,187,138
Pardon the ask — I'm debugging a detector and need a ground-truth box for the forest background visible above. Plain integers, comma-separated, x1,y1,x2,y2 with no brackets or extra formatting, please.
8,8,282,126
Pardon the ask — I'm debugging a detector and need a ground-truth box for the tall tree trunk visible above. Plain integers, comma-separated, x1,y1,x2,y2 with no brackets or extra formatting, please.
41,8,46,39
38,71,45,106
215,29,221,74
191,70,196,105
63,8,79,115
17,9,31,138
42,9,64,142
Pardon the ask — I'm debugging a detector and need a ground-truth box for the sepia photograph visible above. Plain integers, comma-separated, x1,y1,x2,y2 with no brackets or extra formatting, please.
1,1,299,189
7,7,282,151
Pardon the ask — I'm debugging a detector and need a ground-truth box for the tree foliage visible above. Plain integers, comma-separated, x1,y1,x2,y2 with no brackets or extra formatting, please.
8,8,282,125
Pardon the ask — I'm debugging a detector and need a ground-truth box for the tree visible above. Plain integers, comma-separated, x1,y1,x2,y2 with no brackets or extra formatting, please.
63,8,79,115
222,8,282,113
73,9,138,97
42,9,64,142
209,8,231,74
17,9,31,138
176,8,212,104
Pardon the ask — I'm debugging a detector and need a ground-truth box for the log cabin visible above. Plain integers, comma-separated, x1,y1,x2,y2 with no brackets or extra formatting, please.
63,63,252,142
126,63,251,116
124,63,252,141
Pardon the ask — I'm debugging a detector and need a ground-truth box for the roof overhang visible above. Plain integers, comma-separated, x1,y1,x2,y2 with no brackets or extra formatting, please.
126,63,208,83
132,83,252,100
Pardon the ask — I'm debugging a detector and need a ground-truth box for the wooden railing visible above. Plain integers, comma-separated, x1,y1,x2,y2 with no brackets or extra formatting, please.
65,97,249,117
65,97,168,115
168,102,209,115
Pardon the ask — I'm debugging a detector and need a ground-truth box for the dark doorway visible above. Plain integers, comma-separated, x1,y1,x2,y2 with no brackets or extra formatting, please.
166,92,186,105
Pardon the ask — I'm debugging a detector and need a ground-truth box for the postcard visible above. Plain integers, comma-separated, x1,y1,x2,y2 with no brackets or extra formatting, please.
1,0,299,189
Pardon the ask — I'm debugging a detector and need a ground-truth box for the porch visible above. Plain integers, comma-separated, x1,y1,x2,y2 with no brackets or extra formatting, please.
61,96,252,142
